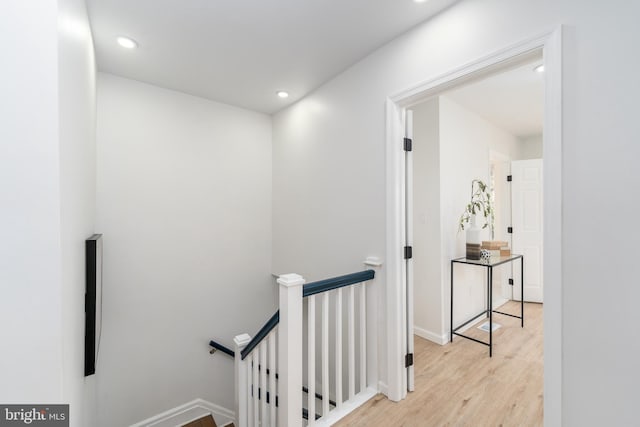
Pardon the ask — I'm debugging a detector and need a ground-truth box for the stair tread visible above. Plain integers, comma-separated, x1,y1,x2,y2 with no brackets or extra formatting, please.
182,414,217,427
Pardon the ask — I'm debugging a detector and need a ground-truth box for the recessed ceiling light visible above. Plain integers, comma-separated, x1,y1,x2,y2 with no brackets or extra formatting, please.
117,36,138,49
413,0,428,3
534,64,545,73
276,91,289,99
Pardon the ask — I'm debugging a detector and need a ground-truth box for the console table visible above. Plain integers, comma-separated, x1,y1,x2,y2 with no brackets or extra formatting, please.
450,254,524,357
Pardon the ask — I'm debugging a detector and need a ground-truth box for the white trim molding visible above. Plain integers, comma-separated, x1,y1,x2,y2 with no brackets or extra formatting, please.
129,398,235,427
385,99,406,403
413,326,448,346
377,381,388,397
314,387,378,427
385,26,563,426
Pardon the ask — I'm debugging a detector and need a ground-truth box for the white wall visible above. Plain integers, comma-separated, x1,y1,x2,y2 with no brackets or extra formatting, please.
0,0,64,404
519,134,543,159
410,99,443,343
58,0,98,426
272,1,640,424
0,5,97,426
271,96,384,282
95,73,274,426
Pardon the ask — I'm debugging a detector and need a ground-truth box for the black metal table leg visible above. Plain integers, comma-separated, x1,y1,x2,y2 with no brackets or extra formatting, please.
486,267,490,318
450,254,523,357
521,256,524,328
489,266,493,357
450,261,454,343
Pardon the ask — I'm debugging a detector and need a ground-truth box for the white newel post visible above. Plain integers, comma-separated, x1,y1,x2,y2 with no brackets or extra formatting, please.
364,256,383,391
277,273,305,427
234,333,252,427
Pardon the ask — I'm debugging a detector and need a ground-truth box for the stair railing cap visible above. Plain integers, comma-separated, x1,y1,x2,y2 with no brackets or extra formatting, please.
233,333,252,347
364,256,383,267
277,273,305,287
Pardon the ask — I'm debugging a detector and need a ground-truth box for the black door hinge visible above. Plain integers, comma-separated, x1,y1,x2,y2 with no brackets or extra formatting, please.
508,278,514,285
405,353,414,368
404,246,413,260
507,175,512,182
403,137,412,152
507,227,513,234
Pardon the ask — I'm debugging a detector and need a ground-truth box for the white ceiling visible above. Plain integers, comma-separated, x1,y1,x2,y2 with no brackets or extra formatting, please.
87,0,459,114
444,58,544,138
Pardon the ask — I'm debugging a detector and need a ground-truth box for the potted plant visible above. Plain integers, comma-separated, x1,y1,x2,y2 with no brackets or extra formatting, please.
459,179,494,259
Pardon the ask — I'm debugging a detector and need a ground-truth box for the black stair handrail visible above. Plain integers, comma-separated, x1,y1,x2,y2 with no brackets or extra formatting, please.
303,269,374,297
208,340,235,357
212,269,376,361
241,310,280,360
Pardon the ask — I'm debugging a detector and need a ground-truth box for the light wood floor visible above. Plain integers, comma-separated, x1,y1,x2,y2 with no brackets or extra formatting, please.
335,301,543,427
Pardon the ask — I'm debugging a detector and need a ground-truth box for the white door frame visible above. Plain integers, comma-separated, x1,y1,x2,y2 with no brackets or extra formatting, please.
384,27,563,426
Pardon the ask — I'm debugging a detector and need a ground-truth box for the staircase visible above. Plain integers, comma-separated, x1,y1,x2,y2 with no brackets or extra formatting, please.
209,258,382,427
182,414,234,427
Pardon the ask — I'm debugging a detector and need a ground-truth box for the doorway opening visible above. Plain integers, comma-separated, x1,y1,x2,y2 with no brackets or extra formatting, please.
384,28,562,426
411,52,544,337
407,53,545,422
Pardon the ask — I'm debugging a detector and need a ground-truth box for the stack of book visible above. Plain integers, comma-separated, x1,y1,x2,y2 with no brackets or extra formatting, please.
481,240,511,257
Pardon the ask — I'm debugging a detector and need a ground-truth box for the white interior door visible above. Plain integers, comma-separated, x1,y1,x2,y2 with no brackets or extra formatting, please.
490,153,513,304
404,110,415,392
511,159,543,303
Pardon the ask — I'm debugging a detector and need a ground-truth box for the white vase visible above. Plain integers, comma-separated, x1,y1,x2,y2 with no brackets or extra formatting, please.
466,215,482,259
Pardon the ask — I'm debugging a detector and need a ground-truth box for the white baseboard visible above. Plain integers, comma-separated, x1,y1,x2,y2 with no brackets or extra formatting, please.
378,381,388,397
314,387,378,427
129,398,235,427
414,326,448,345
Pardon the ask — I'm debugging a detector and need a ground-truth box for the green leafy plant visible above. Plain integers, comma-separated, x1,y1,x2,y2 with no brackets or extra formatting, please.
458,179,494,237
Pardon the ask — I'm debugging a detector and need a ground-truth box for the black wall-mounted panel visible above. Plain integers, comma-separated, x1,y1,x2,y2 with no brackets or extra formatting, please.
85,234,103,376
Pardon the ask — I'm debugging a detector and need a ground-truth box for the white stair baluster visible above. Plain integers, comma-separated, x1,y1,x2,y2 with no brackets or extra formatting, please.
335,288,343,410
247,352,254,427
308,295,316,426
253,352,259,427
322,291,330,417
359,283,367,392
260,341,267,426
348,285,355,400
269,332,277,427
